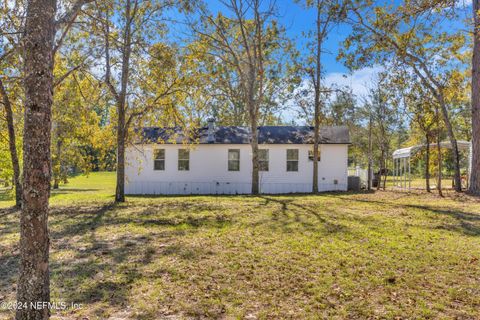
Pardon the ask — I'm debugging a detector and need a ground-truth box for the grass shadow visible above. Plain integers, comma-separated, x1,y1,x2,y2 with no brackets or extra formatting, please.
332,194,480,236
258,195,350,235
0,191,13,202
47,202,220,317
50,203,115,239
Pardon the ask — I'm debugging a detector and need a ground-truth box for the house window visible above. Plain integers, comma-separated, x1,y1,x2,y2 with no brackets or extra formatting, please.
308,148,321,161
178,149,189,171
154,149,165,170
287,149,299,172
259,149,269,171
228,149,240,171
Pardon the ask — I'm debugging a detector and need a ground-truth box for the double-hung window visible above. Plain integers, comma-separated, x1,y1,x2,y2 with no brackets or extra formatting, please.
228,149,240,171
286,149,299,172
178,149,190,171
154,149,165,170
259,149,269,171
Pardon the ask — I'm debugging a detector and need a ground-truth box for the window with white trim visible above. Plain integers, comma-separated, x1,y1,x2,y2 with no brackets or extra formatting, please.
154,149,165,170
286,149,299,172
228,149,240,171
178,149,189,171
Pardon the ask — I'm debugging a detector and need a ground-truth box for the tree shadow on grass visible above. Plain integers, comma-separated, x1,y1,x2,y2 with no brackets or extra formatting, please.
51,236,148,303
50,203,115,239
332,195,480,236
0,251,18,298
50,202,233,242
47,202,217,319
0,206,19,217
0,208,20,303
0,190,14,202
0,208,19,242
2,199,235,319
406,203,480,236
258,196,350,235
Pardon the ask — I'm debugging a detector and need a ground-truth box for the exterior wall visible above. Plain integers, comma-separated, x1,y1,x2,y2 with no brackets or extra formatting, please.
125,143,348,195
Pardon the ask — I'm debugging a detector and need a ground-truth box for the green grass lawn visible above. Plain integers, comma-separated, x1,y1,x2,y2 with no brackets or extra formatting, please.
0,172,116,208
1,173,480,319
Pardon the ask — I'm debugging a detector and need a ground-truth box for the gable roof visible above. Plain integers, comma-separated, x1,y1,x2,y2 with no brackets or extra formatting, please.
138,125,350,145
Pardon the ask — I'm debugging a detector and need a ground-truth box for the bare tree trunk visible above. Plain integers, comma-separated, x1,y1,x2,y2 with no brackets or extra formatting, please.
470,0,480,195
113,0,133,203
312,123,320,193
0,79,22,207
436,107,443,197
250,100,259,194
53,178,60,190
425,134,431,192
16,0,56,319
382,147,388,190
251,0,264,195
312,0,322,194
312,79,320,193
437,135,443,197
115,106,126,202
377,149,385,190
367,112,372,191
52,136,62,190
382,166,387,190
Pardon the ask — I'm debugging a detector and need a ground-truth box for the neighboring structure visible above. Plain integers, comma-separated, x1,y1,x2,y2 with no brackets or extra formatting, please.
125,120,350,195
392,140,472,190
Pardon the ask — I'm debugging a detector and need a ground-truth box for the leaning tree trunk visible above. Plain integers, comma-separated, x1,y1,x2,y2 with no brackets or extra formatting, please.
16,0,56,319
0,79,22,207
425,134,431,193
470,0,480,195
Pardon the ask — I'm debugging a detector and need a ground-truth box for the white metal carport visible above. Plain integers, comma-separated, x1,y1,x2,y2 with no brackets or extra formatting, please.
392,140,472,190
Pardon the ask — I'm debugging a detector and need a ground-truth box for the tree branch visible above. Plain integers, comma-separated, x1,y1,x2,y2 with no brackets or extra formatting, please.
53,64,82,88
55,0,95,27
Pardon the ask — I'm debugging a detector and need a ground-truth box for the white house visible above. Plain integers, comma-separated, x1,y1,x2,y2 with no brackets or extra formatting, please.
125,120,350,195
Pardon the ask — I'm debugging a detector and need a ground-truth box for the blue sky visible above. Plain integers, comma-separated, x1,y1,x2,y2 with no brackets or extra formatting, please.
165,0,473,123
190,0,473,98
278,0,351,74
177,0,370,102
202,0,351,74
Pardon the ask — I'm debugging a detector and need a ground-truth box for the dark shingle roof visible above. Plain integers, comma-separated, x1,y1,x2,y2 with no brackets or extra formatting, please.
139,126,350,145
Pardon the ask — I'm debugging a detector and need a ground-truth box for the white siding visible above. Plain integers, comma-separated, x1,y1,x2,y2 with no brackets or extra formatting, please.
125,144,348,195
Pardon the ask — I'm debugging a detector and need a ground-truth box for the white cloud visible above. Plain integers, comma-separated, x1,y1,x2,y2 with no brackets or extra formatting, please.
456,0,472,7
323,66,383,99
280,66,383,124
